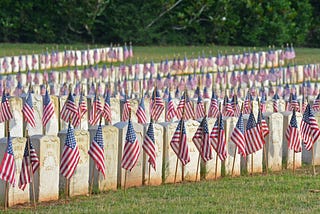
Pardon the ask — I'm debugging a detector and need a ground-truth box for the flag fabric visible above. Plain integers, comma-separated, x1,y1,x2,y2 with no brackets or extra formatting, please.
208,92,219,118
42,89,54,127
195,95,206,119
257,110,270,138
170,120,190,166
136,97,147,124
176,93,194,120
88,124,106,178
313,93,320,112
102,92,112,124
285,109,301,152
223,97,234,117
121,96,131,122
231,95,240,117
166,92,176,122
78,92,88,120
192,116,213,162
210,114,227,161
142,122,156,170
0,90,13,122
151,89,165,121
22,91,36,128
301,104,320,151
89,94,103,126
18,138,40,190
121,120,140,171
243,94,251,114
61,93,80,127
60,123,80,179
245,111,265,155
0,135,16,186
230,112,246,157
273,94,279,112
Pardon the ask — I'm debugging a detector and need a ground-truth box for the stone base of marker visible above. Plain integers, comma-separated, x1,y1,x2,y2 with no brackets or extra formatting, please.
0,137,29,207
114,122,144,188
241,150,263,174
160,122,182,183
88,125,118,191
30,135,60,202
281,111,302,170
265,113,283,171
58,129,90,197
224,117,241,176
201,154,222,180
302,112,320,165
183,120,200,182
142,124,163,186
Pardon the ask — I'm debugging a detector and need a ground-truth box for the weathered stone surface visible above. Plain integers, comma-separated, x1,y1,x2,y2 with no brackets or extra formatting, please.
88,125,118,191
0,137,29,207
58,129,90,197
282,111,302,169
142,123,163,186
30,135,60,202
265,113,283,171
114,122,144,188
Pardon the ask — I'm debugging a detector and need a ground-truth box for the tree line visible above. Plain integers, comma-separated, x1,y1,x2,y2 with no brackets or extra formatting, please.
0,0,319,47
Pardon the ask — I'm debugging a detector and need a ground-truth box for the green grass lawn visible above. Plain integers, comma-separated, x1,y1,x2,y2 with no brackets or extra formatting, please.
7,166,320,213
0,43,319,66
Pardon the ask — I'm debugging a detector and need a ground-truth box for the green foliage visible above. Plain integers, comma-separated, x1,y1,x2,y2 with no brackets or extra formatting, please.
0,0,317,47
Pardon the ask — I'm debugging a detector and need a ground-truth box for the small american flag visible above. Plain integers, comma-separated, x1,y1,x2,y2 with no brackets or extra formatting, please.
243,94,252,114
151,89,165,121
88,124,106,178
223,96,234,117
18,138,40,191
192,116,213,162
170,120,190,166
121,120,140,171
257,110,269,138
0,135,16,186
121,96,131,122
313,93,320,112
260,96,266,113
136,97,147,124
102,92,112,124
22,91,36,128
0,90,13,122
208,92,219,118
285,109,301,152
142,122,156,170
210,114,227,161
301,104,320,151
166,92,176,122
60,93,80,127
78,92,87,120
42,89,54,127
89,94,103,126
231,95,240,117
176,93,194,120
195,94,206,119
60,123,80,179
230,112,246,157
245,111,265,155
273,94,279,112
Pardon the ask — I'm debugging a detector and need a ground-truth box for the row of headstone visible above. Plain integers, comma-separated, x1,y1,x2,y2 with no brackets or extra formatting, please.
1,110,319,206
0,47,124,73
4,92,319,139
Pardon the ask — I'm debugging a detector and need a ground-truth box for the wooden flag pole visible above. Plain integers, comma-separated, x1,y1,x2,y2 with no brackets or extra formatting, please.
258,100,268,175
215,104,222,180
312,145,316,175
4,124,10,210
174,90,186,184
26,130,36,209
124,109,132,193
293,151,296,174
231,103,244,177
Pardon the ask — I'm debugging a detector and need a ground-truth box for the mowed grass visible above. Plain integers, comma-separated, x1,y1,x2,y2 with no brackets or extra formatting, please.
0,43,319,66
6,166,320,213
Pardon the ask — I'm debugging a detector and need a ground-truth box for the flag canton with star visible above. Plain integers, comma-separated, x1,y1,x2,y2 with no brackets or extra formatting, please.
0,90,13,122
22,92,35,128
